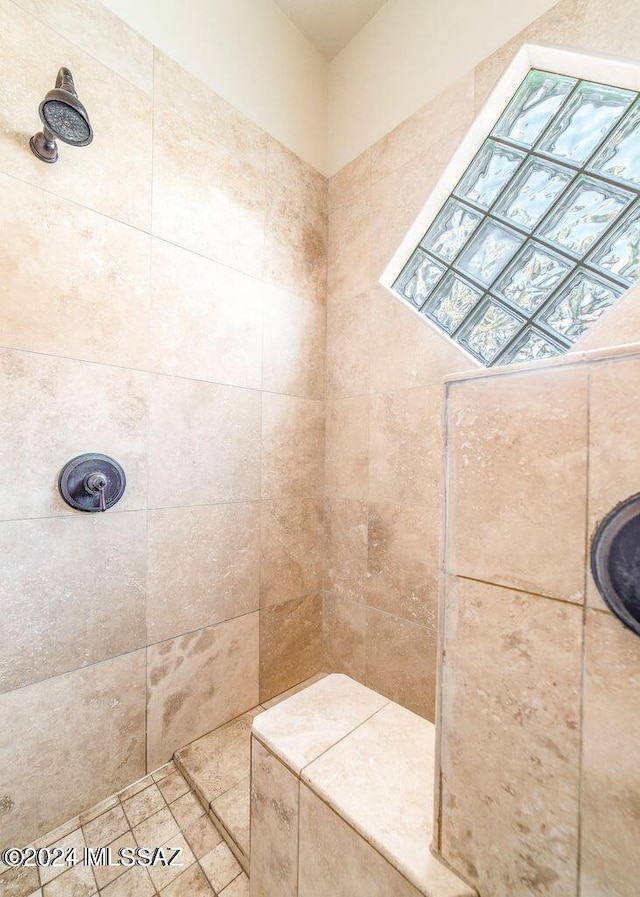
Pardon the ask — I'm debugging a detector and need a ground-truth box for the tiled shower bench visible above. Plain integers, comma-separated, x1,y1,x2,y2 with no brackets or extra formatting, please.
250,674,475,897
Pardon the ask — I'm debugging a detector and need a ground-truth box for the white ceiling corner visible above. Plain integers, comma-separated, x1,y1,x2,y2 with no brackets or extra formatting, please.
273,0,388,60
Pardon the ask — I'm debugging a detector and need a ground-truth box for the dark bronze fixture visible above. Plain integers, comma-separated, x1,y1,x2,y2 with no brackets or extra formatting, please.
30,67,93,163
591,493,640,636
58,454,126,513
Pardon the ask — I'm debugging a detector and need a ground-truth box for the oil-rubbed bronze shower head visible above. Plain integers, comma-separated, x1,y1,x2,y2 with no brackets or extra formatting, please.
30,67,93,163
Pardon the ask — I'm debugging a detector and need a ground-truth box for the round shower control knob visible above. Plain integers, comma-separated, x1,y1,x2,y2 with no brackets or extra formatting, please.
58,453,126,513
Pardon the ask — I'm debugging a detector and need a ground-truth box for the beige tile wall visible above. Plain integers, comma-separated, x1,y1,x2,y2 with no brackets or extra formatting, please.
0,0,325,849
324,0,640,723
440,348,640,897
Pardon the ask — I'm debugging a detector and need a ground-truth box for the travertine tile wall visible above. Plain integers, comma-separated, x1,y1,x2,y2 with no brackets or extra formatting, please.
440,344,640,897
0,0,326,849
323,0,640,720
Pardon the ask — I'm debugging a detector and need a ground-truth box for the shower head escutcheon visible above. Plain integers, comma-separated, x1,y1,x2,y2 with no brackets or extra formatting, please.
30,67,93,163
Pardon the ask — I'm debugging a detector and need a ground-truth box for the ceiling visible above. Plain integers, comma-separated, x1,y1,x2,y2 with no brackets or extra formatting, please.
273,0,388,60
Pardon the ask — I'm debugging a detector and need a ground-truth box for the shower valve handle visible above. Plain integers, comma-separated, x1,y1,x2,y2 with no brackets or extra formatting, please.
84,472,107,512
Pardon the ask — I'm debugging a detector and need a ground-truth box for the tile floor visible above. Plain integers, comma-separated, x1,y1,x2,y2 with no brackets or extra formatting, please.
0,674,324,897
0,760,248,897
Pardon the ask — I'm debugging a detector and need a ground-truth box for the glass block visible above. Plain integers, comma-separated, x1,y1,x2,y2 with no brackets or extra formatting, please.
456,220,523,287
501,327,564,365
493,69,576,148
537,270,624,342
493,157,574,231
494,242,573,313
589,100,640,189
537,81,635,166
588,203,640,286
456,300,523,363
423,273,483,334
393,249,446,308
537,175,633,257
420,199,482,263
454,140,525,209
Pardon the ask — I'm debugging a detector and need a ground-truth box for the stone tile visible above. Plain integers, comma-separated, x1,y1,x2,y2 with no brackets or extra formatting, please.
0,868,43,897
440,577,582,897
117,778,153,804
259,499,323,609
325,397,369,501
0,176,150,369
324,498,368,603
0,350,148,521
149,239,262,389
152,763,175,783
260,673,326,710
39,830,86,886
148,375,261,509
253,674,388,775
146,613,259,769
329,150,371,213
169,791,204,830
175,710,260,805
369,387,444,507
132,808,179,850
99,866,154,897
265,137,327,213
261,394,324,500
370,75,474,183
159,862,214,897
323,595,367,681
0,652,145,850
153,50,266,171
220,873,249,897
369,127,467,285
264,178,327,305
42,863,96,897
588,356,640,608
0,2,152,229
210,777,250,861
325,290,370,399
82,805,128,849
370,284,475,393
298,784,424,897
581,610,640,897
367,502,439,627
259,594,323,703
79,796,120,827
0,513,146,693
447,365,588,603
182,814,222,860
12,0,154,94
156,773,190,805
365,607,436,719
122,785,165,828
200,842,242,894
147,503,260,644
328,190,371,302
34,821,82,854
152,106,266,278
147,834,194,892
92,830,136,890
262,284,325,399
303,702,436,892
250,741,298,897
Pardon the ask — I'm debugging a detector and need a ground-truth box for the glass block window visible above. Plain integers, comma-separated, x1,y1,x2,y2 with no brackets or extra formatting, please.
393,69,640,366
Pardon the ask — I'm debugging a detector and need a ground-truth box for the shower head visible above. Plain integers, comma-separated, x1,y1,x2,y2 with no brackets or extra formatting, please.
30,68,93,163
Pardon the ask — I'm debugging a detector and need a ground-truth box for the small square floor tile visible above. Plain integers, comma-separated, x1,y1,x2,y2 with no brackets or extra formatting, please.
200,842,242,894
122,785,165,828
182,815,223,859
169,791,205,829
157,772,190,804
